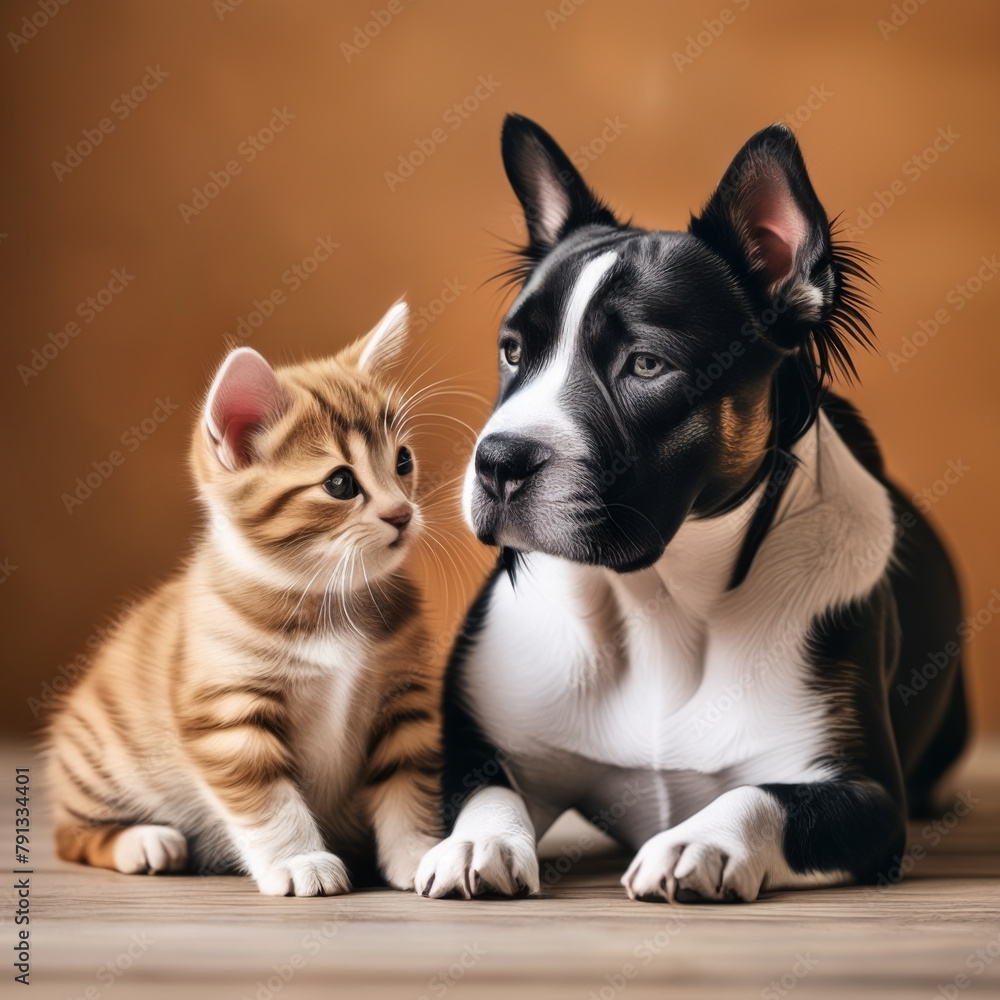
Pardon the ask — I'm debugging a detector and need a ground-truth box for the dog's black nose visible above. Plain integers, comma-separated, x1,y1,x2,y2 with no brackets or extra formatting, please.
475,433,551,503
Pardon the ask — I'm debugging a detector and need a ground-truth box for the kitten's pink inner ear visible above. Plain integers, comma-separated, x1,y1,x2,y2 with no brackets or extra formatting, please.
746,176,809,288
204,349,284,470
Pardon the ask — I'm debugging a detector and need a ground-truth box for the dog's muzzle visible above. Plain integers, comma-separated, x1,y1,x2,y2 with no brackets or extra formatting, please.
474,432,552,504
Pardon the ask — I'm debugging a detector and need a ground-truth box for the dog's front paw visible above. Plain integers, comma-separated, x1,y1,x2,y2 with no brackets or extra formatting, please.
256,851,351,897
415,832,539,899
622,830,765,904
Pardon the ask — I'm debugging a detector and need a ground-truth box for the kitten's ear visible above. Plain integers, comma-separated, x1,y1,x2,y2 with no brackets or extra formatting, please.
502,113,618,252
348,299,409,376
689,124,835,341
203,348,286,471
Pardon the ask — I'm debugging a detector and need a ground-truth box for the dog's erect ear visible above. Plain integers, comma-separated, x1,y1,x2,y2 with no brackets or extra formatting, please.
689,124,835,337
502,113,618,251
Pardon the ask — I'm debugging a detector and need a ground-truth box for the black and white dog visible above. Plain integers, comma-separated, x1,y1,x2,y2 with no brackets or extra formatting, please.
414,115,968,903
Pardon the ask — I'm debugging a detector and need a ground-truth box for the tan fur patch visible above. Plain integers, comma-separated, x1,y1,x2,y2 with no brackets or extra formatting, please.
717,384,772,486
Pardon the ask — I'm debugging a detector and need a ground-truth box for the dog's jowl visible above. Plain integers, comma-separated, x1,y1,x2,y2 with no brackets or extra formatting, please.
416,115,967,903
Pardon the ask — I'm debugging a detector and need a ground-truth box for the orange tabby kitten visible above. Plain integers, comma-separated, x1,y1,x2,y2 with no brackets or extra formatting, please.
46,302,444,895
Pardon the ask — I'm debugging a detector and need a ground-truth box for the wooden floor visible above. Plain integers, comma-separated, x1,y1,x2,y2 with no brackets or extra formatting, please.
5,742,999,1000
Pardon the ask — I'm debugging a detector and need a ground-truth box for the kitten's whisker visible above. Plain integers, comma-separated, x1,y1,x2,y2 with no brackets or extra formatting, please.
392,377,483,426
286,560,328,630
341,550,367,641
418,477,467,506
396,411,481,440
359,552,389,630
416,522,484,609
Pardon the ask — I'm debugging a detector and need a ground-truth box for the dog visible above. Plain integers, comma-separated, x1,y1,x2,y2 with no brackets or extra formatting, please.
414,114,968,903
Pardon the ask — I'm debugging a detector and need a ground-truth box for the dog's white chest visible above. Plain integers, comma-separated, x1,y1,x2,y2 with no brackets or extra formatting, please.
464,549,835,795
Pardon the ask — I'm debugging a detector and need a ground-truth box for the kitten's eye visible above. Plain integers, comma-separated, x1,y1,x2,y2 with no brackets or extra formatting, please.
501,339,522,367
323,468,360,500
630,353,667,378
396,447,413,476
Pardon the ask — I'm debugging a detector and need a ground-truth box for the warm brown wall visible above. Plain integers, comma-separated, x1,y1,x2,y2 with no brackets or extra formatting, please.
2,0,998,736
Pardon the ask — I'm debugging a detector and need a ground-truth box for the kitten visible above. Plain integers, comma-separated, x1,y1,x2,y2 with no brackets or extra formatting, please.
46,301,444,895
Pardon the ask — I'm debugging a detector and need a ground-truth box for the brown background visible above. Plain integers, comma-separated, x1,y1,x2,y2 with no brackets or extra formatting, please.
1,0,997,736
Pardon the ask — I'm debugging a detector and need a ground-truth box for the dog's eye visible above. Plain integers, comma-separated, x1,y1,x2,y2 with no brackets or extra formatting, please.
630,353,666,378
501,339,522,366
396,447,413,476
324,468,360,500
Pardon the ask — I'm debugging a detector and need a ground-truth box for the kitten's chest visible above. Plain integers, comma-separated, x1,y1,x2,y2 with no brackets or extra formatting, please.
284,641,381,818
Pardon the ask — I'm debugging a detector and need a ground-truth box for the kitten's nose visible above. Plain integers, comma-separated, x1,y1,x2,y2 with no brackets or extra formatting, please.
380,504,412,531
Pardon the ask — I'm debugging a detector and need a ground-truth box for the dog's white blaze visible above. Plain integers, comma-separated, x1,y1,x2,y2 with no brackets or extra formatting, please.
463,251,618,525
485,249,618,438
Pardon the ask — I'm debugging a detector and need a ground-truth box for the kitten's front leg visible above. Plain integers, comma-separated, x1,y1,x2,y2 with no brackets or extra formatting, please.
365,775,441,891
181,697,350,896
225,781,351,896
363,687,444,890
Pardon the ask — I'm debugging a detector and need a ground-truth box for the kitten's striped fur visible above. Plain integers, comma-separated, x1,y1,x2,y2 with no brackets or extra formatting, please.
47,302,445,895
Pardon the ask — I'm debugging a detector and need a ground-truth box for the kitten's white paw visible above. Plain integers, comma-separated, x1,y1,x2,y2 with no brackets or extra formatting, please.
415,832,539,899
621,829,765,903
112,825,188,875
256,851,351,897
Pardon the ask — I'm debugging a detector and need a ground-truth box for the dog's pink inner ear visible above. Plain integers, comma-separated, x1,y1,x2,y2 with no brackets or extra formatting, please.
745,175,809,289
204,348,285,470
